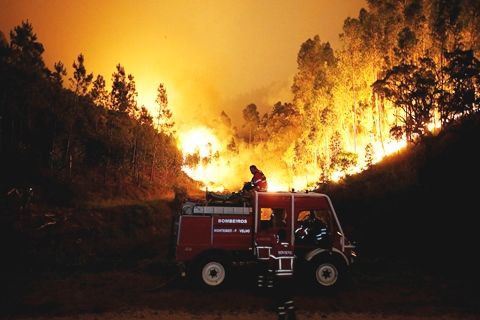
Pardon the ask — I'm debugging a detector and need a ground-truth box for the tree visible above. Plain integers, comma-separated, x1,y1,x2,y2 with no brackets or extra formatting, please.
48,61,66,171
328,131,357,175
340,16,369,153
242,103,259,144
111,64,138,115
329,131,342,165
291,35,337,174
0,31,9,65
9,20,45,71
69,54,93,96
292,36,336,113
373,57,438,142
50,61,66,88
151,83,174,181
395,27,418,62
227,137,238,153
63,54,93,178
89,74,109,109
155,83,174,135
0,21,185,202
220,110,232,128
441,49,480,122
364,143,374,167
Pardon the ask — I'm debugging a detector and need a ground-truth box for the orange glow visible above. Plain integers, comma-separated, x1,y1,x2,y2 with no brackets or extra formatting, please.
176,122,409,191
0,0,366,127
7,1,425,192
179,127,221,158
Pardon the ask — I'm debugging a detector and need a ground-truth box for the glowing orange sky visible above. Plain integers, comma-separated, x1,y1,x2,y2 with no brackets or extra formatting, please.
1,0,366,127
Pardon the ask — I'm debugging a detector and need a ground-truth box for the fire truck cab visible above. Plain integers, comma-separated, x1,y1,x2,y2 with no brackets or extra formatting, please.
174,191,356,288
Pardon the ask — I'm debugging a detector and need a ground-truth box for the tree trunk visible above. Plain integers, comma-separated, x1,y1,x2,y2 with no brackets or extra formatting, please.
68,153,73,179
150,141,156,181
132,132,137,174
65,134,71,178
375,93,386,154
440,38,446,126
351,62,357,154
353,102,357,154
49,119,57,173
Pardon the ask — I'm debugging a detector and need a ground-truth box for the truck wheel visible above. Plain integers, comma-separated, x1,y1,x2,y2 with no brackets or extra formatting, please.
312,257,344,288
197,255,229,288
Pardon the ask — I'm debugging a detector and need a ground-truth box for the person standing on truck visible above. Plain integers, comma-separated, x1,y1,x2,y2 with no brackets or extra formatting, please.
245,165,268,192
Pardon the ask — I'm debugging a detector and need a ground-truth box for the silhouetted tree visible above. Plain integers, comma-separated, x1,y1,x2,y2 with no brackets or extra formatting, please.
50,61,66,87
242,103,259,144
395,27,418,62
441,49,480,122
373,57,438,142
111,64,138,115
70,54,93,96
220,110,232,128
364,143,374,167
89,74,109,109
155,83,174,135
0,22,185,203
9,20,45,71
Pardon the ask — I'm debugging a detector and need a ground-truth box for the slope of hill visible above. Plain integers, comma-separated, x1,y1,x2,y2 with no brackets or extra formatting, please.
322,113,480,273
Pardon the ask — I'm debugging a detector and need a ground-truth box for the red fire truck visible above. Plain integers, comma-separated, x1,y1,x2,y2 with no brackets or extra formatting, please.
174,191,356,288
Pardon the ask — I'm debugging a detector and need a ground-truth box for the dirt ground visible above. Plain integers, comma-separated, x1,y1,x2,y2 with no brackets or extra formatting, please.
8,309,480,320
2,197,479,320
2,258,479,320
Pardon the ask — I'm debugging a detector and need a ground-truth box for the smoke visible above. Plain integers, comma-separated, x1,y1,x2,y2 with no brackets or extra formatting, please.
223,79,293,127
173,77,301,192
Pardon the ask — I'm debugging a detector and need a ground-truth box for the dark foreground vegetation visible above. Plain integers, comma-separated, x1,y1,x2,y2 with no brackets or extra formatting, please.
323,112,480,276
0,22,190,206
2,114,480,319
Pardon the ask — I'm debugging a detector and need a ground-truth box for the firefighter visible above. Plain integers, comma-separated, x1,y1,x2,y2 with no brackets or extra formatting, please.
245,165,268,192
271,228,296,320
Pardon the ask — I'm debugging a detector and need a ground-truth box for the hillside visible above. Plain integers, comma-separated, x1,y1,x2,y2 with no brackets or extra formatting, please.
2,117,480,319
322,113,480,273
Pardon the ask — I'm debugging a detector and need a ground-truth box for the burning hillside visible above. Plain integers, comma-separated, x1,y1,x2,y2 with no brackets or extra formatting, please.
175,0,479,193
176,120,411,193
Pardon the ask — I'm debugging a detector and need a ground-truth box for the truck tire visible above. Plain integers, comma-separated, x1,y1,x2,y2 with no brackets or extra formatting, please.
196,255,229,288
311,256,345,289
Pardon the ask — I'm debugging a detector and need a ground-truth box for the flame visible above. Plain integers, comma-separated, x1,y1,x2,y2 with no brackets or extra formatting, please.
177,127,227,192
267,178,290,192
427,111,442,134
371,139,407,165
330,170,346,182
178,127,220,158
176,120,428,192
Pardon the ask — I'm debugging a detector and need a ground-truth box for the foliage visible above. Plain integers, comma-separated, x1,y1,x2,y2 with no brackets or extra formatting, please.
155,83,174,135
273,0,480,183
441,49,480,122
111,64,138,116
0,21,184,204
373,57,438,142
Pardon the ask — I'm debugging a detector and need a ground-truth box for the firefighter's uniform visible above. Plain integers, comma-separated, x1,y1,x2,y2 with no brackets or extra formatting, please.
269,236,296,320
251,169,268,191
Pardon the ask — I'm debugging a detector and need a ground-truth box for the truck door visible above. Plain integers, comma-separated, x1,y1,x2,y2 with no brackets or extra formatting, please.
253,193,293,259
294,194,344,252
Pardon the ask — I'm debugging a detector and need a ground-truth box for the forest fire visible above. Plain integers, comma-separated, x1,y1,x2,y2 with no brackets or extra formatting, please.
2,0,475,199
177,127,226,192
178,127,221,159
177,123,410,192
2,1,480,319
